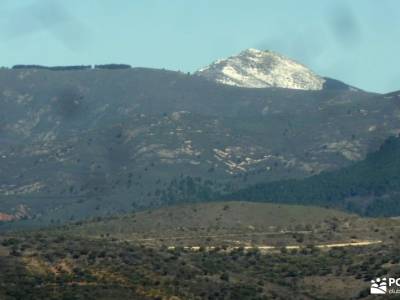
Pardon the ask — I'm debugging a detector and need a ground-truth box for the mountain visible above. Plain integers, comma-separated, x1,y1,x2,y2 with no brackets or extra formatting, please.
195,48,355,91
0,57,399,225
225,135,400,217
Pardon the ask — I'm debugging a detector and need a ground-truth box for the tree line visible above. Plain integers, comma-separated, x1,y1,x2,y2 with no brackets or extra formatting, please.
11,64,132,71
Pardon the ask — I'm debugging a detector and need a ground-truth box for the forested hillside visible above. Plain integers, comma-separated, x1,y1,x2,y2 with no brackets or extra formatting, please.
225,135,400,216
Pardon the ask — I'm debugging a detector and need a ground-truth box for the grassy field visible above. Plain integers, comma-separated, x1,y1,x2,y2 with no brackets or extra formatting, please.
70,202,353,231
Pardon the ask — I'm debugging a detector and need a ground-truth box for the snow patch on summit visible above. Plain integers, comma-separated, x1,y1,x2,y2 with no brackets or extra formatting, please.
196,48,325,90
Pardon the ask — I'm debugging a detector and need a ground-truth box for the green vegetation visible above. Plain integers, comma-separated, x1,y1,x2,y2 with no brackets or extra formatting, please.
65,201,355,241
1,201,400,299
11,65,92,71
226,135,400,217
94,64,132,69
1,216,400,300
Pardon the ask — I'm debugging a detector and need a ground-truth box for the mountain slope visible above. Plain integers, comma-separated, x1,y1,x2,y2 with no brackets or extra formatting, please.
225,135,400,216
0,65,398,225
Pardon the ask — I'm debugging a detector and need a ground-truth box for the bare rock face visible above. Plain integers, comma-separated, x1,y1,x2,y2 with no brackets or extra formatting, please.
196,48,325,90
0,205,30,222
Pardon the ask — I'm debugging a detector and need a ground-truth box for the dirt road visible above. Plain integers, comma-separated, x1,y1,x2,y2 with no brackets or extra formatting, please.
166,239,382,253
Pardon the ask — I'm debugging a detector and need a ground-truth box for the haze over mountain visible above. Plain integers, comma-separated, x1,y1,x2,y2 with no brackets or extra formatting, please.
0,49,399,226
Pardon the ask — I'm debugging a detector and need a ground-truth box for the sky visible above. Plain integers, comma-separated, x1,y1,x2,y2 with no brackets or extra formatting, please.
0,0,399,93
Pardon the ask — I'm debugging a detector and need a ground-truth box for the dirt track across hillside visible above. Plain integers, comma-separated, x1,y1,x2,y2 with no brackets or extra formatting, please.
166,239,382,253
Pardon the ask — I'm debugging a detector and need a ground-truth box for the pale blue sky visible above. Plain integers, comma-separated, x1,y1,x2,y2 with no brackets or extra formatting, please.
0,0,399,93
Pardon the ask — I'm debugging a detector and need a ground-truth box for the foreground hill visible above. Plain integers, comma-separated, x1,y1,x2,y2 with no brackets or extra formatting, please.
63,202,385,249
1,201,399,299
0,62,399,224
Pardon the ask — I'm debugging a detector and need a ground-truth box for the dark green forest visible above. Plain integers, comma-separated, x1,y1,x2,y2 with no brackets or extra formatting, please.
224,135,400,217
10,64,132,71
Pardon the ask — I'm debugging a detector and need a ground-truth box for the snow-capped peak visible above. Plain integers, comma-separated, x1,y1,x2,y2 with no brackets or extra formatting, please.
196,48,326,90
